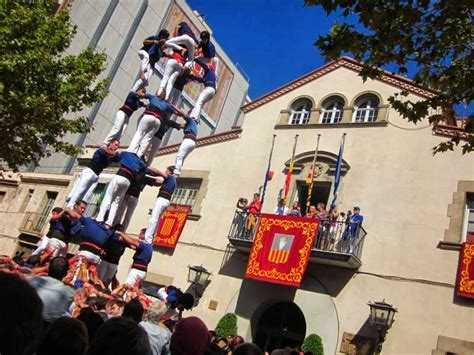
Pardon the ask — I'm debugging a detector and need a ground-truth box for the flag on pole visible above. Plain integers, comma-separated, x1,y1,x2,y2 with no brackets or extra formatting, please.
306,166,313,185
306,134,321,208
331,133,346,209
284,135,299,199
260,135,277,210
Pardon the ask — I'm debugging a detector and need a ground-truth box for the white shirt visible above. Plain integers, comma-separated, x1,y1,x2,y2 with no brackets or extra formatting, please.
274,206,289,215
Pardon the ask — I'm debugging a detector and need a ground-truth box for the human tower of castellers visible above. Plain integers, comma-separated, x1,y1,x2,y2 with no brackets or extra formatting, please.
33,22,218,288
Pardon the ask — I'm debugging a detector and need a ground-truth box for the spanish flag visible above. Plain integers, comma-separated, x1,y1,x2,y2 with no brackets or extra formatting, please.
284,160,294,198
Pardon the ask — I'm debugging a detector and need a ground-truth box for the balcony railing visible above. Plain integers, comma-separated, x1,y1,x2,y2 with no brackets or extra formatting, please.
228,211,367,269
19,212,50,235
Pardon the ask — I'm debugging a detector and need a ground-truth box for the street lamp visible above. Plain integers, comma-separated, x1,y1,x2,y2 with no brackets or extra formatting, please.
368,300,398,354
187,265,212,287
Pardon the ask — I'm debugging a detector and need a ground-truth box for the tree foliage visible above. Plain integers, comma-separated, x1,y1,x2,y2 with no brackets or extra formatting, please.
215,313,238,338
0,0,108,169
305,0,473,154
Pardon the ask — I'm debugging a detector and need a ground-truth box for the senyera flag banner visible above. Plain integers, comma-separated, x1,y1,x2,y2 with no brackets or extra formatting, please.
455,240,474,299
245,213,319,287
153,204,190,248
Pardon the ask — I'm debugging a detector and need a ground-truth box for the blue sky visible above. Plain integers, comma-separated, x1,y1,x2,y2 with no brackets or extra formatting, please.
187,0,472,118
188,0,339,99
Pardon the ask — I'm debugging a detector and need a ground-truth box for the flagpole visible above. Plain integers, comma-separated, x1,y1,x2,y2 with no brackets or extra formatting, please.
260,134,277,210
284,134,299,200
330,133,347,209
306,134,321,209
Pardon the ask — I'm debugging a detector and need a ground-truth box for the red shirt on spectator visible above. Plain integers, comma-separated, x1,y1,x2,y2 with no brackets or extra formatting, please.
247,199,261,214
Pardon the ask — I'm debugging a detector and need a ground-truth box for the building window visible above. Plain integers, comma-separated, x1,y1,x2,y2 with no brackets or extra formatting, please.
463,194,474,242
19,188,35,213
35,191,58,231
288,100,312,125
0,191,5,203
171,179,202,209
84,183,107,218
321,99,344,124
353,97,379,123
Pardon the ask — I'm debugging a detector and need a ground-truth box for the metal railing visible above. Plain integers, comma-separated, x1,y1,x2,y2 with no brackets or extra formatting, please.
228,211,367,260
19,212,50,235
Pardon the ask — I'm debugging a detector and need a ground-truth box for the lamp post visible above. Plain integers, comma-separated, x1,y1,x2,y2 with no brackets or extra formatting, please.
368,300,398,354
187,265,212,296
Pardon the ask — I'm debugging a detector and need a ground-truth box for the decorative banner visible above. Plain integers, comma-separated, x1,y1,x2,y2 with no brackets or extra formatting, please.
455,241,474,299
245,213,320,287
153,204,190,248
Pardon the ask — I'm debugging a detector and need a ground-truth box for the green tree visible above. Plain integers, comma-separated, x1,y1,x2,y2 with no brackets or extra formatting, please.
0,0,108,169
305,0,473,154
302,333,324,355
215,313,238,338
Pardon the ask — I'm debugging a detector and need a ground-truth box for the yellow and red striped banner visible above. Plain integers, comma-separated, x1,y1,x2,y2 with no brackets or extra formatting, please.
153,204,190,249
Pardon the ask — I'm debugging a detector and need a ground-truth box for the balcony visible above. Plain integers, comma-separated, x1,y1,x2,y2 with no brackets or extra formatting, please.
19,212,50,236
228,211,367,269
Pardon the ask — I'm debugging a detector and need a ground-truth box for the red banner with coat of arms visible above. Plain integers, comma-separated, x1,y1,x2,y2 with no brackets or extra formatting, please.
153,204,190,249
245,213,320,287
455,241,474,299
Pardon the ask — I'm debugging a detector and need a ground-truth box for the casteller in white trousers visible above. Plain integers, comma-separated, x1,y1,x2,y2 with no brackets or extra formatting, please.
67,142,120,208
174,116,198,176
144,166,176,243
103,88,146,145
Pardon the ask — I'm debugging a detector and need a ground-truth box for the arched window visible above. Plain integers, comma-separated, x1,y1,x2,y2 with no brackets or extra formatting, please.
320,99,344,124
288,99,312,125
353,97,379,123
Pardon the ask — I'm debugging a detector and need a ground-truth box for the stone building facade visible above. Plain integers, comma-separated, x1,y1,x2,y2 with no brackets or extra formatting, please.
0,8,473,354
108,57,472,354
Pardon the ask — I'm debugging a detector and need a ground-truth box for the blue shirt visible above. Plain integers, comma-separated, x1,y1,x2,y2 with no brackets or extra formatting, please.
122,92,145,112
200,40,216,58
142,35,165,64
154,119,180,139
126,175,155,198
51,215,81,242
133,241,153,265
119,151,152,175
144,94,177,117
141,35,159,52
87,148,120,175
343,214,364,240
158,175,176,200
102,237,127,264
183,116,198,136
174,72,193,91
194,57,216,88
79,216,114,246
177,22,197,43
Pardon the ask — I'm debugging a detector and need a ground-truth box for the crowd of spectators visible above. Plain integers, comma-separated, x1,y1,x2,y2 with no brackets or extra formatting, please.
0,253,315,354
236,194,365,253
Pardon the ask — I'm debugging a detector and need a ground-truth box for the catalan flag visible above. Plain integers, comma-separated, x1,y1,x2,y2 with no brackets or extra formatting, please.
306,135,321,209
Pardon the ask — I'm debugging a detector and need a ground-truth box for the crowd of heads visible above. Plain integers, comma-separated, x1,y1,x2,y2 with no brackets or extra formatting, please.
0,255,231,355
0,258,316,355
